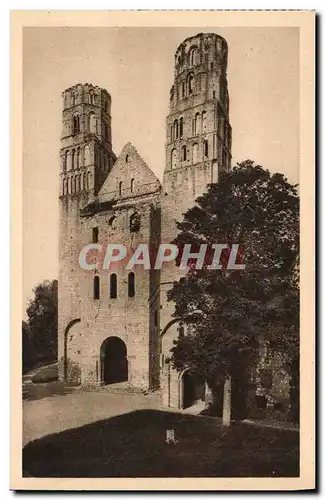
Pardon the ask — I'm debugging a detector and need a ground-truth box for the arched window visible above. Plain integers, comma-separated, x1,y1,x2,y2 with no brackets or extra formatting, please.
78,174,82,191
63,151,68,172
187,73,194,95
128,272,135,298
84,145,91,166
89,90,95,104
119,181,123,196
195,112,201,135
179,117,183,137
181,81,185,98
130,212,140,233
171,148,177,169
130,178,135,193
76,148,80,169
204,139,209,157
67,177,70,194
110,273,117,299
71,176,75,194
173,119,178,140
71,149,75,170
202,110,207,132
71,92,78,106
73,114,80,134
181,145,187,161
87,171,91,189
192,143,199,164
189,47,197,66
83,172,87,190
93,275,100,300
89,113,96,134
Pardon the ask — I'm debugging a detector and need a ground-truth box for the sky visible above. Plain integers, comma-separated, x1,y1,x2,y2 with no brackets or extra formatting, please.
23,26,299,312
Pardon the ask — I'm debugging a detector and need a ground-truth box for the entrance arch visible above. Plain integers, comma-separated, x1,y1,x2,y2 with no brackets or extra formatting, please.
100,337,128,385
180,369,205,409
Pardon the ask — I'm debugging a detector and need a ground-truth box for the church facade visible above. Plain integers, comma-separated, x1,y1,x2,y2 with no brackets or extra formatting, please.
58,33,291,417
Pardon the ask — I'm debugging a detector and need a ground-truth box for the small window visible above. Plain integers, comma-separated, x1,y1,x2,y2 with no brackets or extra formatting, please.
108,215,116,228
188,73,194,95
128,272,135,297
179,117,183,137
73,114,80,135
126,154,129,163
130,212,140,233
173,119,178,139
181,145,187,161
119,181,123,196
110,273,117,299
92,227,98,243
130,178,135,193
210,62,214,69
93,276,100,300
204,140,209,157
213,90,216,99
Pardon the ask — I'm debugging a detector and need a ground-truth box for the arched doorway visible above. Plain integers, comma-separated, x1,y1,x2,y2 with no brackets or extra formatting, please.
100,337,128,385
180,370,205,409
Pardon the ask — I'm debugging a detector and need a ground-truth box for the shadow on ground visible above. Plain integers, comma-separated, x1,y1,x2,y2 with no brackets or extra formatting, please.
23,381,79,402
23,409,299,478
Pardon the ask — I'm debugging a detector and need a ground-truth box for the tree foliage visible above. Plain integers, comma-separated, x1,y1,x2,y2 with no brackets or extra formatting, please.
168,161,299,394
23,279,58,371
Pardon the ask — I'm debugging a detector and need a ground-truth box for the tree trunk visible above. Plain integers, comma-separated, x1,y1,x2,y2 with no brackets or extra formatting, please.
222,374,231,426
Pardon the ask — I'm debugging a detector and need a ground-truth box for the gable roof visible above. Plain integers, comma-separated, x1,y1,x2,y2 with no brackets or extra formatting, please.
98,142,161,204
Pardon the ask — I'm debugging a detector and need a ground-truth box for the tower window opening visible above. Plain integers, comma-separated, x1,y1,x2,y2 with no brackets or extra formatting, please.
189,47,197,66
171,148,177,169
110,273,117,299
187,73,194,95
128,272,135,298
93,275,100,300
210,62,214,69
92,227,99,243
213,90,216,99
71,149,75,170
194,112,201,135
71,92,78,106
89,113,96,134
63,151,68,172
76,147,80,169
126,154,129,163
179,117,183,137
130,178,135,193
181,145,187,161
89,91,95,105
72,114,80,135
204,140,209,157
181,81,185,98
119,181,123,196
173,119,178,140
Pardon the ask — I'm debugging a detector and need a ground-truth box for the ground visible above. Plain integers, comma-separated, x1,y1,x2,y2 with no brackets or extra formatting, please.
23,371,299,478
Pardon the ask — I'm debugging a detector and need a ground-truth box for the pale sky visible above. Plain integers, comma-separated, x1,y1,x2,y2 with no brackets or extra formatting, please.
23,27,299,311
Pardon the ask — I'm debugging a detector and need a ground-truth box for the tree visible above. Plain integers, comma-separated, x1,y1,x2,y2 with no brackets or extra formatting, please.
25,279,58,367
168,160,299,424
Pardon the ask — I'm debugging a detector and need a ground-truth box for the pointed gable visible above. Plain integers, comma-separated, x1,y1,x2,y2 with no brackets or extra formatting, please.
98,142,161,203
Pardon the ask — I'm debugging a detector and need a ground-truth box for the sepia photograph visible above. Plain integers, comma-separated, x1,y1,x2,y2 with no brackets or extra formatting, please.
11,10,315,491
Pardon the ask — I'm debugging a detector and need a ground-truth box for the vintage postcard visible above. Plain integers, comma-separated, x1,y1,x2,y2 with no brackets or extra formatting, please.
11,10,315,490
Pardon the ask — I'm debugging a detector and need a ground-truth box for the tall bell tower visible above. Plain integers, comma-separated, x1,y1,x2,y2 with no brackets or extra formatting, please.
58,83,116,381
160,33,232,407
59,83,115,199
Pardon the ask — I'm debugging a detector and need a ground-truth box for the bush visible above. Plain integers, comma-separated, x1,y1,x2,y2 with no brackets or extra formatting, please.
32,364,58,384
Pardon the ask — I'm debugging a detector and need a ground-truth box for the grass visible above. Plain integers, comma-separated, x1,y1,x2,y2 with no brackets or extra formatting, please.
23,409,299,478
31,363,58,384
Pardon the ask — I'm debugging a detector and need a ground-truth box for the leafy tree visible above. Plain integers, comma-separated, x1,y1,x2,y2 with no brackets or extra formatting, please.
168,160,299,423
25,279,58,367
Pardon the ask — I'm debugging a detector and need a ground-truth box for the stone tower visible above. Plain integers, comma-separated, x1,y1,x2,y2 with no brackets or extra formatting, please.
58,83,116,381
160,33,232,407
